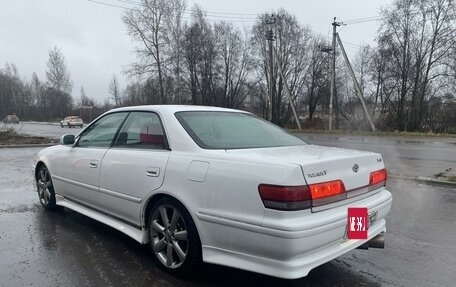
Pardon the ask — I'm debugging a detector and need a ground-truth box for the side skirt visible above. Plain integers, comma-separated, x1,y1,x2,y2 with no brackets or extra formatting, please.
55,194,150,244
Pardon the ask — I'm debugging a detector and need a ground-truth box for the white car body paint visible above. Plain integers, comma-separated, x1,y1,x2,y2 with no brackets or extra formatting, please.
34,105,392,279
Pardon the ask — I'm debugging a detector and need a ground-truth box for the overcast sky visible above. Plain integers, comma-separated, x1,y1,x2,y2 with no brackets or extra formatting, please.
0,0,392,104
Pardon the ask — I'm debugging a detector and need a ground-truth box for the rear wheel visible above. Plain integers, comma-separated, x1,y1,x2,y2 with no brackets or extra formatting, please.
36,165,56,210
149,198,201,275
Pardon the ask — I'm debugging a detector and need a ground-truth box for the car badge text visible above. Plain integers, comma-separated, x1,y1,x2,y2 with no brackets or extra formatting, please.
307,170,327,178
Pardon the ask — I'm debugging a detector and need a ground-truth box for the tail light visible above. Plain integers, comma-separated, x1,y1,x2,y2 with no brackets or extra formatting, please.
259,170,386,211
258,180,345,211
370,168,387,186
308,180,345,200
258,184,311,211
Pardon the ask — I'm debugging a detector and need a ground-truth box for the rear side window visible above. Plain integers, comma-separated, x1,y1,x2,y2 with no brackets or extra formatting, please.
175,111,305,149
114,112,167,150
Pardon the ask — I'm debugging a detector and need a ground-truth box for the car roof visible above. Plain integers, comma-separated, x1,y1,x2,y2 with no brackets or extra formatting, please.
108,105,248,114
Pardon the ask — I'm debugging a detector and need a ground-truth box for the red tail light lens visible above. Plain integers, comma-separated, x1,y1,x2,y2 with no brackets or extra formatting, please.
370,169,387,186
258,184,311,210
308,180,346,200
258,181,346,211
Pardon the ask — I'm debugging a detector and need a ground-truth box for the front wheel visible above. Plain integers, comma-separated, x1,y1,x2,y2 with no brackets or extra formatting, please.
36,165,56,210
149,198,201,275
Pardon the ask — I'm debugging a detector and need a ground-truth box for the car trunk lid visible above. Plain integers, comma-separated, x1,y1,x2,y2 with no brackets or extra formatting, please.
226,144,386,209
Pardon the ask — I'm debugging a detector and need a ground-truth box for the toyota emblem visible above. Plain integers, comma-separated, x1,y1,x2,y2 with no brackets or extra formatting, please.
352,164,359,173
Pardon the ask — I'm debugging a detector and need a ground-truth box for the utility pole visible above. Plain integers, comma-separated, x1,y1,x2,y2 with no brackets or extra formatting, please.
329,17,341,130
336,34,376,131
272,46,302,130
266,14,276,122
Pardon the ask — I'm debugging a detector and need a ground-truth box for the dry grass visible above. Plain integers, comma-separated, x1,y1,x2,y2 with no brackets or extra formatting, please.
0,128,53,145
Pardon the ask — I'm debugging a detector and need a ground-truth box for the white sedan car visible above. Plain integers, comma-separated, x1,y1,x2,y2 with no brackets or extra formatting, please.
60,116,84,128
34,105,392,279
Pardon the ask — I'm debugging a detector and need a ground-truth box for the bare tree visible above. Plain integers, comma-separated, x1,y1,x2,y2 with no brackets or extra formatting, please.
303,36,331,123
214,22,255,108
79,86,94,106
44,47,73,119
409,0,456,131
376,0,456,131
182,6,216,105
45,46,72,95
166,0,186,104
123,0,181,104
108,75,121,107
252,9,311,126
378,0,417,130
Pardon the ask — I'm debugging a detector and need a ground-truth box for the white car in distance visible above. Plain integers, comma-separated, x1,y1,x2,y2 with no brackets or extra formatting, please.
60,116,84,128
34,105,392,279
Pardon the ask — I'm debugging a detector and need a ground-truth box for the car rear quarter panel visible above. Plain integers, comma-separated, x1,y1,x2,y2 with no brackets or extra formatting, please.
158,151,307,258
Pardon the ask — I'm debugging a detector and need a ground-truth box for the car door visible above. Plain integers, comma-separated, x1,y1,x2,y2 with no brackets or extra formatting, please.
98,111,170,226
55,112,129,208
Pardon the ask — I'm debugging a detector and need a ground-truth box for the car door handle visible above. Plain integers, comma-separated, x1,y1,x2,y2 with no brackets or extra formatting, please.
89,160,98,168
146,167,160,177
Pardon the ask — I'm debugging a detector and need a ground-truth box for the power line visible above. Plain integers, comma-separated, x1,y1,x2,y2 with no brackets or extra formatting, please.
342,8,426,25
87,0,134,10
108,0,259,17
181,11,257,20
341,40,365,48
181,17,254,23
343,15,384,24
87,0,257,22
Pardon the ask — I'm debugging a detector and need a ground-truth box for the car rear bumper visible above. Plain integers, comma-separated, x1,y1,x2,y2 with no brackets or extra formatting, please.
201,188,392,279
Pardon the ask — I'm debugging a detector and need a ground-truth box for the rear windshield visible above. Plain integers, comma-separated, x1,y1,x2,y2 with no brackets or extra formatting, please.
175,111,306,149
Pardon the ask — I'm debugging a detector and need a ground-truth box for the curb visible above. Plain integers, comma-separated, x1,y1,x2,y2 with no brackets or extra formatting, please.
389,174,456,188
0,143,57,149
23,121,61,126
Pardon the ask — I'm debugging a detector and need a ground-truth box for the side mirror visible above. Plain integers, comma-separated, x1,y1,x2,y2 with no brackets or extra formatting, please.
60,134,75,145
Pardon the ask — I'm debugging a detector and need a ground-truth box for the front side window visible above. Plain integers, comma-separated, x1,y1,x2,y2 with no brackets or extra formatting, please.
77,112,128,148
175,111,306,149
114,112,167,150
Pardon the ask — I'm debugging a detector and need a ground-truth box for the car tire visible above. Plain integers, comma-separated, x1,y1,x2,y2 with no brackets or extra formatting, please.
61,123,64,128
36,165,56,210
148,197,201,275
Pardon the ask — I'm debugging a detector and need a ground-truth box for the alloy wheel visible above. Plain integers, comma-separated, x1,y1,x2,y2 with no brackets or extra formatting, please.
150,204,189,269
37,166,55,209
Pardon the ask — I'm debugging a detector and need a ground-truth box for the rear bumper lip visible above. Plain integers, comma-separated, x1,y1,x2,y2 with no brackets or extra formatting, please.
199,189,392,279
203,220,387,279
197,188,391,239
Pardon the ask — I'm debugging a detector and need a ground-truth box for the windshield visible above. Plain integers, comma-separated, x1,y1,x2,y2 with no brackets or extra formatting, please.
175,111,306,149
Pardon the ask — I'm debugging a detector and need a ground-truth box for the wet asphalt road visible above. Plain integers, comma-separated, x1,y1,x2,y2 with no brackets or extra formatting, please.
300,133,456,180
1,123,456,286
